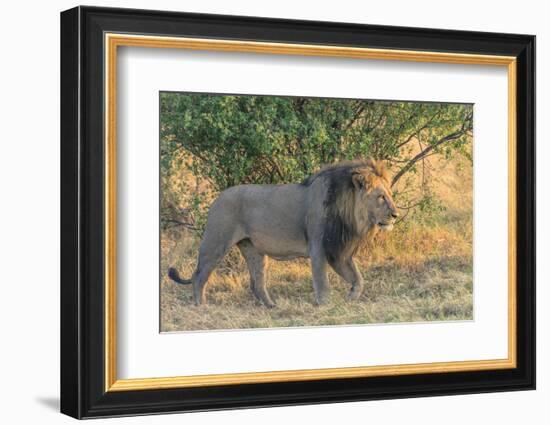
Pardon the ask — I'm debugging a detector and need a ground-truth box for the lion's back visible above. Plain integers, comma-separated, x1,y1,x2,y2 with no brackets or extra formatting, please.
207,183,314,257
214,183,308,225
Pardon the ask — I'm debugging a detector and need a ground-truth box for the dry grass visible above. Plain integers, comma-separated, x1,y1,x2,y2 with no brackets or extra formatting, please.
160,225,472,331
160,155,473,332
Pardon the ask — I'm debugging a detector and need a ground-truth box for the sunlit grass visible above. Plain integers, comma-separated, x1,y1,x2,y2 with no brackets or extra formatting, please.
160,222,473,331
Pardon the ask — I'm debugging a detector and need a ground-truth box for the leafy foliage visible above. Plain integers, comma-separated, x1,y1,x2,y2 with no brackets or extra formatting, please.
160,92,472,231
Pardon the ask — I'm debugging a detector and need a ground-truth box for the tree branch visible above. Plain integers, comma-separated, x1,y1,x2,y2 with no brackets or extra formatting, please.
343,103,367,132
394,110,442,151
391,128,468,187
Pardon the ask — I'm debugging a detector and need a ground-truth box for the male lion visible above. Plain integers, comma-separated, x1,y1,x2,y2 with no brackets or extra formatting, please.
168,158,399,307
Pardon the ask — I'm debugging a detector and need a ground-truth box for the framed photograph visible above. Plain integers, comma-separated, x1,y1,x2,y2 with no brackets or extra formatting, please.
60,6,535,419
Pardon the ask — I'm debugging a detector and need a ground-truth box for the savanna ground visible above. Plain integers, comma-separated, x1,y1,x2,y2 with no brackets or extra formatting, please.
160,157,473,332
159,94,473,331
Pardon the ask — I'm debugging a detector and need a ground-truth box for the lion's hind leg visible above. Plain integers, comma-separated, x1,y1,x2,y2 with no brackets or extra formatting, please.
191,227,242,306
237,239,275,308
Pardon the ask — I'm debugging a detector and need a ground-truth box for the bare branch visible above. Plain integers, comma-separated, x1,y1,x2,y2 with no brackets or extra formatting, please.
391,128,467,187
161,218,199,231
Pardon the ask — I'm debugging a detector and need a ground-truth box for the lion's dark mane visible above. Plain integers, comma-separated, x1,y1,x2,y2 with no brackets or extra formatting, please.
302,161,380,266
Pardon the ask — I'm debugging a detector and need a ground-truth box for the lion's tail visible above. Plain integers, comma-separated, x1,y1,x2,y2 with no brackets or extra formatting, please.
168,267,193,285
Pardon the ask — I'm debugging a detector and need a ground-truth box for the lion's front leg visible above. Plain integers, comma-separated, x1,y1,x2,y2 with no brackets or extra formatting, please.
330,257,364,301
310,244,330,305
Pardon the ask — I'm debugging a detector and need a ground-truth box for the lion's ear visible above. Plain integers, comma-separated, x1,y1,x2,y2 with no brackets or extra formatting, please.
365,157,377,169
352,172,367,190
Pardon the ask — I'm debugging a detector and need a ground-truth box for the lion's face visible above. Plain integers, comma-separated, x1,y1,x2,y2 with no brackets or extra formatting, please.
352,168,399,232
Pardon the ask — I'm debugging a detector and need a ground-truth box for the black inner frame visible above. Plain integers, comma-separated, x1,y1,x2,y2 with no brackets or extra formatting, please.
60,6,535,419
